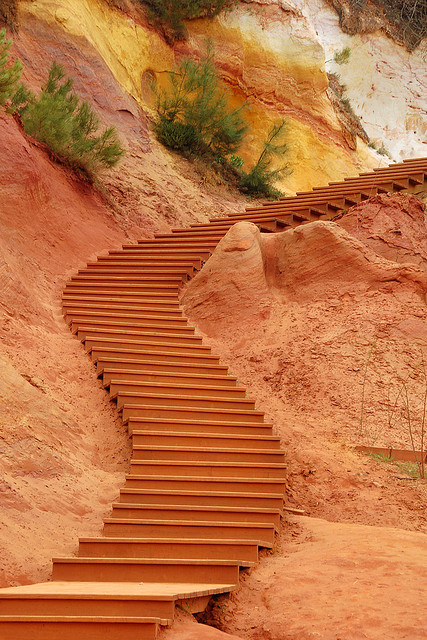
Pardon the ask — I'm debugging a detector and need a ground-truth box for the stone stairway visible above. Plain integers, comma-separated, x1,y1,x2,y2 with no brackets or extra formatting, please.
0,157,426,639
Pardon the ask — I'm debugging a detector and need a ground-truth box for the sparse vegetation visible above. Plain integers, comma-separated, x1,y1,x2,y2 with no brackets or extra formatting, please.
326,46,351,65
238,120,290,199
331,0,427,51
364,451,420,478
0,27,22,105
359,344,426,479
12,61,124,177
140,0,237,41
154,43,247,159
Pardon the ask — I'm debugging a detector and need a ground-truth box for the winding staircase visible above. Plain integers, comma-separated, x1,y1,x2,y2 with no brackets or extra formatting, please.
0,157,426,639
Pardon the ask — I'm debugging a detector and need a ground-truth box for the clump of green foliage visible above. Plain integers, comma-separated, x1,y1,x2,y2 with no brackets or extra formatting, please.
142,0,237,41
238,121,290,199
326,46,351,66
155,43,247,159
13,61,124,177
0,27,22,105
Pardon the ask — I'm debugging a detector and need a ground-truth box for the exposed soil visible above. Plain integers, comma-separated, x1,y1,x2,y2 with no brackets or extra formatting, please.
169,198,427,639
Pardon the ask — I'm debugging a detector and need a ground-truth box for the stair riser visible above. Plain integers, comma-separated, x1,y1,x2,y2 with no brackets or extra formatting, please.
64,300,181,312
88,259,202,268
103,522,274,545
76,267,192,275
86,337,205,352
104,372,238,387
122,406,263,423
98,361,228,376
131,449,284,463
128,461,286,477
64,292,178,303
96,251,212,261
118,396,255,411
119,491,283,509
0,620,159,640
126,419,272,436
52,563,241,584
70,317,188,331
124,477,285,493
93,351,220,365
110,384,245,398
0,599,173,619
78,541,259,562
77,326,197,344
131,434,280,448
77,324,196,338
110,507,281,527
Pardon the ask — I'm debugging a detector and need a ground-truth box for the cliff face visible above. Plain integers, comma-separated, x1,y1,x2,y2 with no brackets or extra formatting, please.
16,0,380,194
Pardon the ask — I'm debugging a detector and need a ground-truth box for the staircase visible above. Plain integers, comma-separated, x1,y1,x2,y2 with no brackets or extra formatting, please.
0,157,425,639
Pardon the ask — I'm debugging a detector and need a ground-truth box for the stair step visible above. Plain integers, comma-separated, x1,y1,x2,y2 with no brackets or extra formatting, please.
77,266,195,277
62,296,184,312
87,257,203,269
109,380,246,398
73,321,196,337
97,359,228,377
84,335,205,353
125,417,273,435
131,444,284,463
121,404,264,423
91,348,221,365
128,459,286,478
124,475,285,494
0,615,162,640
110,503,282,527
78,538,260,562
119,487,284,509
131,431,281,449
102,369,239,388
69,275,184,284
79,328,198,343
0,581,232,620
52,557,250,584
103,519,275,545
116,392,255,411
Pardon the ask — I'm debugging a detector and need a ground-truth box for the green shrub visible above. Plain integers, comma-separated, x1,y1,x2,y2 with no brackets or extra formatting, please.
142,0,237,41
15,61,124,176
155,43,247,158
0,27,22,105
238,120,290,199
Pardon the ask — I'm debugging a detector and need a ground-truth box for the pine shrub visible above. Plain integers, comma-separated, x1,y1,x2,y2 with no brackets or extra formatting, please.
142,0,237,41
15,61,124,176
155,44,247,159
239,121,290,199
0,27,22,105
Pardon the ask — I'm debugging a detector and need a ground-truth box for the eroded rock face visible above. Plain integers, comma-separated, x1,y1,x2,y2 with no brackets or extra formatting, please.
181,218,427,331
336,192,427,271
19,0,379,193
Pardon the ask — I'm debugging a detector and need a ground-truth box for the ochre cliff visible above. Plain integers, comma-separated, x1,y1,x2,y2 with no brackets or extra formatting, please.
18,0,381,193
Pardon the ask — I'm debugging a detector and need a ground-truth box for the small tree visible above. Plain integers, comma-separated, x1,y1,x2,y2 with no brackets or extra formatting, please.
155,44,247,159
239,120,290,198
0,27,22,105
15,61,124,176
142,0,237,41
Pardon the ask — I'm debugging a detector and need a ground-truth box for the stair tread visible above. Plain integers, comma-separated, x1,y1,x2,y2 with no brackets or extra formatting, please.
113,502,282,514
131,431,278,441
0,581,234,599
53,558,253,567
120,488,281,497
104,518,275,528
